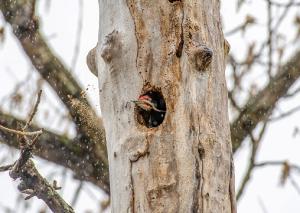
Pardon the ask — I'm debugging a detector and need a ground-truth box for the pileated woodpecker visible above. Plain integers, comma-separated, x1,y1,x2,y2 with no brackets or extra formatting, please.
133,92,166,127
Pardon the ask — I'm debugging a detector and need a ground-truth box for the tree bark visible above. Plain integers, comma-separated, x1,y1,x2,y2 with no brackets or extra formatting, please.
96,0,235,212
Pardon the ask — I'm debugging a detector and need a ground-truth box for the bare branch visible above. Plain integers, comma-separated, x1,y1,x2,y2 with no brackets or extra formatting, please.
267,0,273,78
258,197,269,213
0,164,13,172
269,105,300,122
270,0,300,8
71,181,84,206
0,124,42,136
0,93,74,213
10,159,75,213
225,15,256,36
253,161,300,195
0,111,110,193
289,175,300,195
254,161,300,173
272,0,296,32
23,90,42,130
236,122,267,200
0,0,108,172
284,86,300,98
231,49,300,153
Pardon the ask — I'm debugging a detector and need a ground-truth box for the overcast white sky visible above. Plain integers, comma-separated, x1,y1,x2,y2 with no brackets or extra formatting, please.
0,0,300,212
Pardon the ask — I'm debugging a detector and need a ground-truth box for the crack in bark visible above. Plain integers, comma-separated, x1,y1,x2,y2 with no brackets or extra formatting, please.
199,146,205,213
128,139,149,212
169,0,182,2
126,0,142,80
192,153,200,213
129,160,135,213
176,3,184,58
192,143,205,213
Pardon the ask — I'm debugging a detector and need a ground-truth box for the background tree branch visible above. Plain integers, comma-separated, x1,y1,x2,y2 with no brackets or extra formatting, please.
231,50,300,153
0,111,110,193
0,90,75,213
0,0,110,194
8,159,75,213
0,0,107,164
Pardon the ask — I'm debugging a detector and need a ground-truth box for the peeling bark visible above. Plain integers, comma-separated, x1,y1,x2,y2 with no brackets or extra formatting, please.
96,0,235,212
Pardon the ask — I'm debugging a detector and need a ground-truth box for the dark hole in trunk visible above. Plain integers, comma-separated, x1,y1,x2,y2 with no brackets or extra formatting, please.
136,90,166,128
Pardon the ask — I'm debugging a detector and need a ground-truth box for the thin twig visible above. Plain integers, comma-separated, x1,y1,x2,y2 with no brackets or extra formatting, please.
225,15,255,36
71,181,84,206
289,175,300,195
284,86,300,98
272,0,296,32
270,1,300,7
228,91,242,112
0,124,43,136
0,164,13,172
254,161,300,173
23,90,42,131
52,180,62,190
234,0,295,78
269,105,300,122
258,197,269,213
267,0,273,78
237,122,268,200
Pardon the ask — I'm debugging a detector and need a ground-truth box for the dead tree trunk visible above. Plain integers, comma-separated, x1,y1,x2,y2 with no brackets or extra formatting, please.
94,0,235,212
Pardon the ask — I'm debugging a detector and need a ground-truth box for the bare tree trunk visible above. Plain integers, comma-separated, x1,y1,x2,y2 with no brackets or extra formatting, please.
95,0,235,212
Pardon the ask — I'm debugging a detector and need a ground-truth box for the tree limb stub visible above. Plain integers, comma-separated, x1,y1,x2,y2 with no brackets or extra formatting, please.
11,159,75,213
87,45,98,76
189,43,213,71
8,143,74,213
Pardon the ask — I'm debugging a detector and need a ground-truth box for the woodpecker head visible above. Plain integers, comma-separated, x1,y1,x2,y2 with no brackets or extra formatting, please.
132,95,155,111
133,91,167,127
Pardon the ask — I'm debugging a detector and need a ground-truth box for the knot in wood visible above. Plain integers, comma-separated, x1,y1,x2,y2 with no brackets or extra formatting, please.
100,30,121,63
191,44,213,71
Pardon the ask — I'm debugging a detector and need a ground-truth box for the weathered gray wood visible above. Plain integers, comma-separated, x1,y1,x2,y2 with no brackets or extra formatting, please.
96,0,235,212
